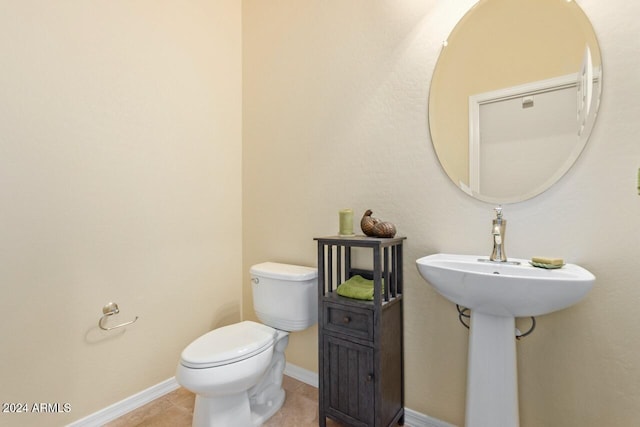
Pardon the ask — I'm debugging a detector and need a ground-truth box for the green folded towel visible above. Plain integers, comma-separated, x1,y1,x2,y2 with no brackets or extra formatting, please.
336,275,383,301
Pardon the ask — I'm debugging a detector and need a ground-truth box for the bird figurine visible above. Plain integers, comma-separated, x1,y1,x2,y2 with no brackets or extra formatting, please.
360,209,380,236
360,209,397,238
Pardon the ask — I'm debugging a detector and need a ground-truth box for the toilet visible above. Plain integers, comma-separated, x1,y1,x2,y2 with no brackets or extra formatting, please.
176,262,317,427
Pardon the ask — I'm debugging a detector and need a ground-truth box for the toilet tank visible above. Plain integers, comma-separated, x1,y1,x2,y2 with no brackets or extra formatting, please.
250,262,317,331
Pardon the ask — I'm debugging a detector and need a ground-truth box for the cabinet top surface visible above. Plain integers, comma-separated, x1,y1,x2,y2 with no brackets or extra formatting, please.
314,235,406,245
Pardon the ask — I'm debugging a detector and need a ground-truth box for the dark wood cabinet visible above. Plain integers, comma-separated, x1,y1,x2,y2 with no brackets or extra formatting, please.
315,236,405,427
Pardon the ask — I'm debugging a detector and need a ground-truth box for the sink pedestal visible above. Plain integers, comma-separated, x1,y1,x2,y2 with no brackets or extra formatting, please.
466,311,519,427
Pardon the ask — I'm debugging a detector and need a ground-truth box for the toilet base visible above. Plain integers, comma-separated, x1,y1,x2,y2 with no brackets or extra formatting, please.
193,391,252,427
250,386,285,426
191,385,286,427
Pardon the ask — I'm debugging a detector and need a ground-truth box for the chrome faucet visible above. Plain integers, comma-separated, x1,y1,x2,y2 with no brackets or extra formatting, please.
490,206,507,262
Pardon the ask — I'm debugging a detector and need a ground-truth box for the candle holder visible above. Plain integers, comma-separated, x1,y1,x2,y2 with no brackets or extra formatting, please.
338,209,355,237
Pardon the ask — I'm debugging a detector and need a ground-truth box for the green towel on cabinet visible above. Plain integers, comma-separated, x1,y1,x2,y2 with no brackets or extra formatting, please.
336,275,383,301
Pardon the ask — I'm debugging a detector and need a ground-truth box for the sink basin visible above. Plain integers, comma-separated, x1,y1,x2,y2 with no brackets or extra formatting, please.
416,253,595,317
416,253,595,427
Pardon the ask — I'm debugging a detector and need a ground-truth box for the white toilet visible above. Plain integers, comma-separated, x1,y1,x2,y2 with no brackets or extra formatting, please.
176,262,317,427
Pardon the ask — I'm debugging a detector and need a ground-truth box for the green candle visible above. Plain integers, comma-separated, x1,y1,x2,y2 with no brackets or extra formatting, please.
339,209,354,236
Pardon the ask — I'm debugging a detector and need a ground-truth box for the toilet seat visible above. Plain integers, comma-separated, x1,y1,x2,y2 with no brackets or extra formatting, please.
180,321,277,369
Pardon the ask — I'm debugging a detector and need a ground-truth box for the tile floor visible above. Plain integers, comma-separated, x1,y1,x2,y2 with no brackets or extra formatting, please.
105,376,346,427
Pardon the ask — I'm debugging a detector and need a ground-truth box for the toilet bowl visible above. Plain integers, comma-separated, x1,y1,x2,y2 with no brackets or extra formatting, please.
176,262,317,427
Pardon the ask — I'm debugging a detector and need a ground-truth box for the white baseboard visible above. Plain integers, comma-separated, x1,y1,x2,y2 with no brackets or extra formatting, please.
285,363,457,427
68,363,457,427
66,377,179,427
404,407,458,427
284,361,319,387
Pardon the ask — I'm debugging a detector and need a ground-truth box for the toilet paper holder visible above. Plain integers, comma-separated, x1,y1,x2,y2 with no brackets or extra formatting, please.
98,302,139,331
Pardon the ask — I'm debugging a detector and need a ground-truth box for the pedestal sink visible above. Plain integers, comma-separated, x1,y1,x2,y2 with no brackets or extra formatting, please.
416,253,595,427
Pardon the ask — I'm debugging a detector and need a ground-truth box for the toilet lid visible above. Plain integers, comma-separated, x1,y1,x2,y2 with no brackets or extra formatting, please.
180,321,277,369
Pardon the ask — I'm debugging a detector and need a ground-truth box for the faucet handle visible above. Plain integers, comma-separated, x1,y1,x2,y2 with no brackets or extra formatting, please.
494,205,503,219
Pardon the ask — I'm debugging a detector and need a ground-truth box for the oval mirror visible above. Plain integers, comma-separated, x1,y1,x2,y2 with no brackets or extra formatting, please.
429,0,602,204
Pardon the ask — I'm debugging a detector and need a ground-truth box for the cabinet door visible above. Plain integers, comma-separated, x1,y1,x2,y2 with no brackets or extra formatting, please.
323,334,374,425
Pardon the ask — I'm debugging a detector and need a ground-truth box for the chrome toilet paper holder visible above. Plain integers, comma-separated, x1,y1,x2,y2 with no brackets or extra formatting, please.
98,302,139,331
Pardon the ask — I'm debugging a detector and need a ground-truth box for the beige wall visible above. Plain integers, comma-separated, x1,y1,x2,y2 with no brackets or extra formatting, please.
2,1,639,427
243,0,640,426
0,1,242,426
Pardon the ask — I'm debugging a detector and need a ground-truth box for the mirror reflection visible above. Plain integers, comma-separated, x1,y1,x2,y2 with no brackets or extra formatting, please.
429,0,602,203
